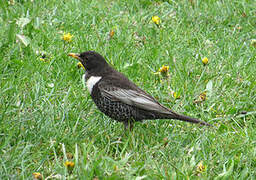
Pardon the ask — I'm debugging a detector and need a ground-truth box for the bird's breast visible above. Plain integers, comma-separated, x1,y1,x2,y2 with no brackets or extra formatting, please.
86,76,102,94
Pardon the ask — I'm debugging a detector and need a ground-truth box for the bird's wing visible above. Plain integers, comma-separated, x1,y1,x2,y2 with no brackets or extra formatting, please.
99,85,171,114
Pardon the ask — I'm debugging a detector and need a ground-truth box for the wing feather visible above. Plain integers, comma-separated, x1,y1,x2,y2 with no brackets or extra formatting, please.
100,86,171,114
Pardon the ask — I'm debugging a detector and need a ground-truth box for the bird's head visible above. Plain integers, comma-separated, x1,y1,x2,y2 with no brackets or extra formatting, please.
68,51,109,73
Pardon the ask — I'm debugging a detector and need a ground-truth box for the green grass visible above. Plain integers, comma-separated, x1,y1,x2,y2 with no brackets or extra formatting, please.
0,0,255,179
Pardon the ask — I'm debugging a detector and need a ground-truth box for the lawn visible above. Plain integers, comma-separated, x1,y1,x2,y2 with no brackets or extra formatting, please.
0,0,255,179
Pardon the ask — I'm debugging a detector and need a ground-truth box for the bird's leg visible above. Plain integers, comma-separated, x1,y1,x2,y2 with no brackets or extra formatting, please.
124,121,128,130
129,122,134,131
124,121,133,131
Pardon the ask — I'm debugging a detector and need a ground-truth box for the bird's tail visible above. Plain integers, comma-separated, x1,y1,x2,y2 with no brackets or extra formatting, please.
164,111,212,127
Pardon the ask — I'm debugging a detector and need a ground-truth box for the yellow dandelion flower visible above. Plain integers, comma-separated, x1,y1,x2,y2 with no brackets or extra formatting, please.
170,90,180,99
199,92,207,101
39,58,49,63
39,57,45,62
109,30,115,38
39,54,50,63
202,57,208,65
62,32,73,42
64,161,75,169
173,92,181,99
157,65,169,77
152,16,160,25
32,172,42,180
159,65,169,73
77,62,85,69
197,161,206,173
194,92,206,104
251,39,256,47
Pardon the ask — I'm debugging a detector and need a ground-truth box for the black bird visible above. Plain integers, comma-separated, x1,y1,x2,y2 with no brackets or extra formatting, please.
68,51,211,129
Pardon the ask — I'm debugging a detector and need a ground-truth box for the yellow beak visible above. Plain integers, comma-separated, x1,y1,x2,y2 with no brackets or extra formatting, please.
68,53,82,61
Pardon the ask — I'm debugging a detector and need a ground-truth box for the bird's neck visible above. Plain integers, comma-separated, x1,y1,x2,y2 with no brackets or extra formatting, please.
87,66,113,78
